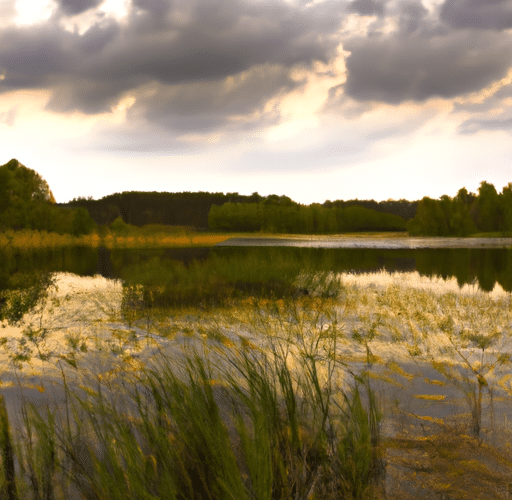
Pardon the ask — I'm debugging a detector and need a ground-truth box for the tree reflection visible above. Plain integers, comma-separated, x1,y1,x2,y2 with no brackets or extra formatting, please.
0,261,54,326
0,246,98,323
1,246,511,320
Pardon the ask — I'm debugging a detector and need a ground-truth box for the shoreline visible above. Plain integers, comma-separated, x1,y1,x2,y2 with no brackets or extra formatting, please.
217,235,512,249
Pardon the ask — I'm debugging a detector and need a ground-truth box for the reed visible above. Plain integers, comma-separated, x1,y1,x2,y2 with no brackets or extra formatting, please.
0,316,384,500
0,228,231,250
0,396,17,500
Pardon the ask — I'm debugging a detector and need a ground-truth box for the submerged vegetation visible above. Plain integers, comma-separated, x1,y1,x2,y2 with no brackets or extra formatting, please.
1,249,512,497
0,273,388,499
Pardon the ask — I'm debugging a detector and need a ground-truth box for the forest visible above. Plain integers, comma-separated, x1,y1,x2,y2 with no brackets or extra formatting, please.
208,202,407,233
408,183,512,236
1,158,511,236
65,190,414,232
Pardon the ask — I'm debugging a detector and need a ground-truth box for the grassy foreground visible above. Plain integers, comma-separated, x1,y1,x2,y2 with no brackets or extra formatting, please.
0,334,384,500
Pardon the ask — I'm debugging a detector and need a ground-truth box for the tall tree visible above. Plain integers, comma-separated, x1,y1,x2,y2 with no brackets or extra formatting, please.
474,181,502,232
451,188,477,236
0,159,56,230
500,183,512,232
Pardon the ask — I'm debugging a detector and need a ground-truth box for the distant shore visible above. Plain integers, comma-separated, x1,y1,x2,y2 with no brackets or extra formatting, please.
3,228,512,250
217,235,512,249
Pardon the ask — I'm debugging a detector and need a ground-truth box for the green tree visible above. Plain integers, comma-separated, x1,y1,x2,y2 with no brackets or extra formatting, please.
451,188,477,236
110,216,131,236
71,207,96,236
474,181,502,232
0,159,56,231
500,183,512,232
408,197,449,236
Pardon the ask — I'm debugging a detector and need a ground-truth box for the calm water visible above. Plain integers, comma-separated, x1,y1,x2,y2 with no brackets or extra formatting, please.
2,242,511,293
2,240,512,433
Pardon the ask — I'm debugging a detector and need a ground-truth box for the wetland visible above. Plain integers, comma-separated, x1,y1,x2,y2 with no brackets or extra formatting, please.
1,236,512,499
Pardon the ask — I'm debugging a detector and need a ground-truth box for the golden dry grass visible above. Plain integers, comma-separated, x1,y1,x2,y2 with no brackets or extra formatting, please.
0,229,232,249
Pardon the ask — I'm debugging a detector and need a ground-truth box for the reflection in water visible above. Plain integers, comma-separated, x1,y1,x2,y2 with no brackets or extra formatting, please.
0,268,509,379
0,266,510,443
1,242,511,461
341,270,508,298
0,273,123,374
109,246,512,295
1,244,511,314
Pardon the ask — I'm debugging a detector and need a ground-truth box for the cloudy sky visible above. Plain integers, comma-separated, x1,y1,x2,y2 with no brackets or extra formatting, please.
1,0,512,204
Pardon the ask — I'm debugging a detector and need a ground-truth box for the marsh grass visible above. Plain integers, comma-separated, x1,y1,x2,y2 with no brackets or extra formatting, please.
0,228,232,251
0,334,385,500
0,229,101,250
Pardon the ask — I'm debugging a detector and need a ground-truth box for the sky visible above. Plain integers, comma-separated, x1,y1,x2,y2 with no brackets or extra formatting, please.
1,0,512,204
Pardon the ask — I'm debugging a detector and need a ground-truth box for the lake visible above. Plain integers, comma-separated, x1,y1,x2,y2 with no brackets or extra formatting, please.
2,236,511,388
2,236,512,294
2,236,512,497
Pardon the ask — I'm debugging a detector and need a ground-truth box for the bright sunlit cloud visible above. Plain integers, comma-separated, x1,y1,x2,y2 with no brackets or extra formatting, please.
14,0,55,25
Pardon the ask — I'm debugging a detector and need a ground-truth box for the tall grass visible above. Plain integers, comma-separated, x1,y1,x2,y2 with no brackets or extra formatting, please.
0,229,101,250
0,228,231,251
0,335,384,500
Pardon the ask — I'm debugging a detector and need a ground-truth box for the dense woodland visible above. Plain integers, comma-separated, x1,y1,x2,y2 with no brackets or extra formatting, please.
208,202,407,233
67,191,414,233
1,159,511,236
409,183,512,236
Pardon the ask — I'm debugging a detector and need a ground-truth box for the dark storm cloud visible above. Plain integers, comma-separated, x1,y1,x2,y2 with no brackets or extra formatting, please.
348,0,385,17
397,0,428,33
343,29,512,103
338,0,512,105
76,21,120,56
3,0,512,131
57,0,103,16
0,0,342,125
0,32,73,97
440,0,512,31
129,64,296,131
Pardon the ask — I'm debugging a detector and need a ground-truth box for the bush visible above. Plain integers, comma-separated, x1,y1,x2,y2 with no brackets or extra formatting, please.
71,207,96,236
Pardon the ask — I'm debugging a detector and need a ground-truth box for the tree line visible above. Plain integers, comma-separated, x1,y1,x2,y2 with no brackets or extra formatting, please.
3,158,511,236
67,191,413,233
64,191,255,228
208,202,407,233
408,182,512,236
